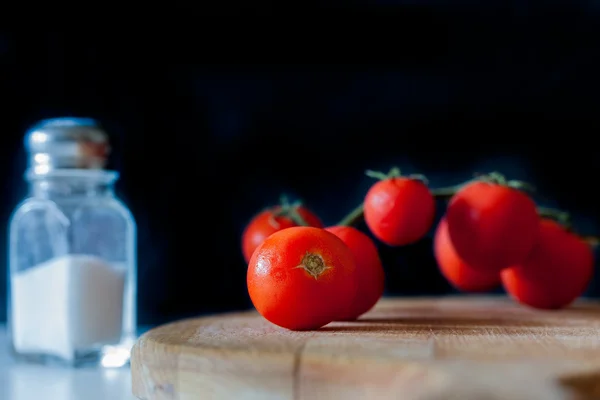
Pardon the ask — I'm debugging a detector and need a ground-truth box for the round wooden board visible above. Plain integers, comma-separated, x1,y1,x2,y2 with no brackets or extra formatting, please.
131,296,600,400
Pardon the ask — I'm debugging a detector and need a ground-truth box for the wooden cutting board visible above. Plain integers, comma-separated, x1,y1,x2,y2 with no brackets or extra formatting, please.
131,296,600,400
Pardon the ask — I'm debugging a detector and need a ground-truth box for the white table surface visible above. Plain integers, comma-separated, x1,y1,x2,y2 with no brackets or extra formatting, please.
0,326,138,400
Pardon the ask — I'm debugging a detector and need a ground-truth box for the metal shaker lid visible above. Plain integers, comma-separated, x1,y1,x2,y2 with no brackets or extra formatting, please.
24,117,110,175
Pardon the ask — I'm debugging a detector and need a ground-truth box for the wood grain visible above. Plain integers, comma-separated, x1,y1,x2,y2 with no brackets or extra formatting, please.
131,296,600,400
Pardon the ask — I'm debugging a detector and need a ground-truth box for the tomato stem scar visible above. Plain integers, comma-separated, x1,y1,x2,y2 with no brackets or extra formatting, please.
295,252,330,279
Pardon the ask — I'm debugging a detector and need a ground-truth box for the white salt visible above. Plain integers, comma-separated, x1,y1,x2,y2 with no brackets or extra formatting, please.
11,254,126,361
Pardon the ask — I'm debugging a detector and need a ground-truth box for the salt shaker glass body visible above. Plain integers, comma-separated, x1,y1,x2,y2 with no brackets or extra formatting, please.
7,118,136,367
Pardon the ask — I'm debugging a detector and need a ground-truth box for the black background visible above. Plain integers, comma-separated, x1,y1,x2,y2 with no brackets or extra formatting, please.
1,14,600,326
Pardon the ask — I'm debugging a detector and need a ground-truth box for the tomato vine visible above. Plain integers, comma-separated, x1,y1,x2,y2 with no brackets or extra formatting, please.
337,167,597,246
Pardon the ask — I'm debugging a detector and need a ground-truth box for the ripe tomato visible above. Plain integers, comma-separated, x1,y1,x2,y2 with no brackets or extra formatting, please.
247,226,357,330
363,177,435,246
325,226,385,320
446,181,539,272
242,206,322,263
501,219,594,310
434,218,500,292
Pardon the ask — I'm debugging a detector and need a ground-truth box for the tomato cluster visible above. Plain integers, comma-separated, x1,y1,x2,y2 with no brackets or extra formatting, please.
243,169,596,331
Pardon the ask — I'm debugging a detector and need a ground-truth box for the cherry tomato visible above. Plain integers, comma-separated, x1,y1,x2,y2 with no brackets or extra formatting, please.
446,181,539,272
325,226,385,320
364,177,435,246
247,226,357,330
242,206,323,263
501,219,594,310
434,218,500,292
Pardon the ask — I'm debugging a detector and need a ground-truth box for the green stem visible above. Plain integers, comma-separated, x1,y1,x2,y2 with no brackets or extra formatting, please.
337,203,365,227
581,236,599,247
365,167,401,181
287,206,309,226
271,195,309,227
477,171,536,193
537,206,570,226
430,184,468,198
431,172,535,199
536,207,600,246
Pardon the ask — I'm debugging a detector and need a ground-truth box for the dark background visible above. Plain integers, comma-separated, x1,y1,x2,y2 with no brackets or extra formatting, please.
1,16,600,326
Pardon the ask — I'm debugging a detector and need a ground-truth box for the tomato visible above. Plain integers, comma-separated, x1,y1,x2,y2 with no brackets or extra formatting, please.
242,205,323,263
363,177,435,246
501,219,594,310
434,218,500,292
325,226,385,320
445,181,539,272
247,226,357,330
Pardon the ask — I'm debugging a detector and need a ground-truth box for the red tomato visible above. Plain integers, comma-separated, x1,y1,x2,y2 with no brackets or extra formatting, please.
242,206,323,263
325,226,385,320
364,177,435,246
247,226,357,330
501,219,594,310
446,181,539,272
434,218,500,292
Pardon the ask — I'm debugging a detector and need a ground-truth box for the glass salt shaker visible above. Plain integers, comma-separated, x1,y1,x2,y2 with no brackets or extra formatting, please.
6,117,137,367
